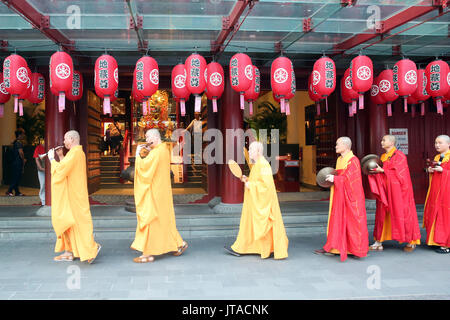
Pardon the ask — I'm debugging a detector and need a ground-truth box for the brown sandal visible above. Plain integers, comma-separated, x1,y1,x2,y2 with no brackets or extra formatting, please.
173,242,188,256
54,253,74,262
133,255,154,263
403,244,416,252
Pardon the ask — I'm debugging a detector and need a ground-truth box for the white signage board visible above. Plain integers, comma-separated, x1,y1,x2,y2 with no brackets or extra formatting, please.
389,128,408,155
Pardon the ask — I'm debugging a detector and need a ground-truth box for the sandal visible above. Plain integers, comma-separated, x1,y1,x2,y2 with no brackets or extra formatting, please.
133,255,154,263
403,244,416,252
54,253,74,262
173,241,188,256
369,243,384,251
88,244,102,264
313,249,336,256
435,247,450,254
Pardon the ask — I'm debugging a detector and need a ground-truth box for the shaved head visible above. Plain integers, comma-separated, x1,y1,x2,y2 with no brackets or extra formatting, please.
337,136,352,149
64,130,80,149
145,129,162,147
249,141,264,162
383,135,396,144
436,135,450,144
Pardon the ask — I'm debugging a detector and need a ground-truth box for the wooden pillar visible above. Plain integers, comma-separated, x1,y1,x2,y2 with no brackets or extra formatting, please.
44,82,69,206
369,101,387,156
205,98,220,201
220,80,244,204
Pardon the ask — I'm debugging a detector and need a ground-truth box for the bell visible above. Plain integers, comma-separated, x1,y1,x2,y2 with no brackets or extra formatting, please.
361,154,382,175
316,167,336,188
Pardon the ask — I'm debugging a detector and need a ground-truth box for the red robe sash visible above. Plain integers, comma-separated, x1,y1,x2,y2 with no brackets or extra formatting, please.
368,150,421,243
323,156,369,261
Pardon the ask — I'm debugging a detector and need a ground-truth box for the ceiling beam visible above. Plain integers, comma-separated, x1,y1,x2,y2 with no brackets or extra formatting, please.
332,1,443,56
211,0,258,56
1,0,75,52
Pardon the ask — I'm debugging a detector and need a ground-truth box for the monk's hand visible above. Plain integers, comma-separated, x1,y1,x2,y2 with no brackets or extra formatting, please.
245,181,250,189
240,175,248,183
47,148,55,161
325,174,334,183
433,166,443,172
56,147,64,159
374,164,384,173
427,166,435,173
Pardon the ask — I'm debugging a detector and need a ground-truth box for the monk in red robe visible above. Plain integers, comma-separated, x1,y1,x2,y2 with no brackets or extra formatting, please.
315,137,369,261
368,135,421,252
423,135,450,254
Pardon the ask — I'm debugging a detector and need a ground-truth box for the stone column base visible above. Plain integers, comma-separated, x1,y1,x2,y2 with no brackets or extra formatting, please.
36,205,51,217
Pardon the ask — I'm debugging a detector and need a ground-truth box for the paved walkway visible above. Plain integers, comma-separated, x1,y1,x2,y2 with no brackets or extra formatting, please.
0,230,449,300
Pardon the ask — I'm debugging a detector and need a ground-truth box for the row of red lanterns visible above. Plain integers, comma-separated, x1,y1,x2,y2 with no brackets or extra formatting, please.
368,58,449,116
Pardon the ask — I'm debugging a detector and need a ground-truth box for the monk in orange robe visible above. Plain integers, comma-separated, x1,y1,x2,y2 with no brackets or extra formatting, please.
131,129,187,263
224,141,289,259
315,137,368,261
49,130,101,263
368,135,421,252
423,135,450,254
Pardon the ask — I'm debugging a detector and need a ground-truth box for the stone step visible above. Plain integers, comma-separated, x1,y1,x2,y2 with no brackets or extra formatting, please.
0,221,377,241
0,212,378,229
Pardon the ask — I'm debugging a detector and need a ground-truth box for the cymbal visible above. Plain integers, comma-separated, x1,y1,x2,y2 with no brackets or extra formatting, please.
316,166,336,188
361,154,382,175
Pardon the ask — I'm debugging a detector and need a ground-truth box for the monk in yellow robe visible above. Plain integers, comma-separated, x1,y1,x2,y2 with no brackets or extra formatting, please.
423,135,450,254
131,129,187,263
225,141,289,259
49,130,101,263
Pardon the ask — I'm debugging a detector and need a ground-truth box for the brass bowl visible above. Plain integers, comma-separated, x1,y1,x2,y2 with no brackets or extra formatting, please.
316,167,337,188
361,154,382,175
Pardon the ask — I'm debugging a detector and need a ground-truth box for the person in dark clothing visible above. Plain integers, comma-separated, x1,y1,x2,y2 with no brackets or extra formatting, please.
6,130,26,196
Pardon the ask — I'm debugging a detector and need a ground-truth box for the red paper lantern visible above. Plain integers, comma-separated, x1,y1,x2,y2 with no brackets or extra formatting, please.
351,55,373,109
283,67,296,116
393,58,417,112
341,68,359,116
17,66,31,116
370,75,386,106
308,73,322,116
271,56,293,113
230,53,253,110
3,54,28,114
95,54,118,115
411,69,429,116
186,53,207,113
378,69,398,117
50,51,73,112
312,56,336,113
244,65,260,115
426,59,449,114
66,70,83,102
0,73,11,118
172,64,190,116
206,62,224,113
132,77,147,115
28,73,45,105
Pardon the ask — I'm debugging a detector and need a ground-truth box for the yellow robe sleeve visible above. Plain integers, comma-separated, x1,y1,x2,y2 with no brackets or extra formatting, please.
246,161,276,241
134,146,162,228
50,150,77,236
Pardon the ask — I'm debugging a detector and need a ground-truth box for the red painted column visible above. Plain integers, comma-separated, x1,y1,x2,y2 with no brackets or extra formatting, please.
44,78,69,206
369,101,387,156
365,99,388,200
220,78,244,204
